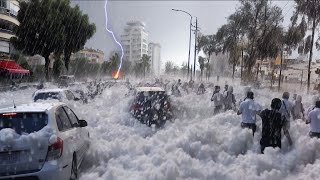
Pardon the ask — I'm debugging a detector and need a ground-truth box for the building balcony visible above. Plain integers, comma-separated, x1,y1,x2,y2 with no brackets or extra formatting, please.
0,29,14,40
0,8,19,26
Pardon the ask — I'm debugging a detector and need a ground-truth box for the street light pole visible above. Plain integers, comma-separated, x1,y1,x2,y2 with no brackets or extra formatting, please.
172,9,192,80
194,17,198,80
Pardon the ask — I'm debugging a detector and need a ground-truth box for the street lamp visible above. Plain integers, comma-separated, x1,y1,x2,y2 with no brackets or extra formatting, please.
172,9,192,80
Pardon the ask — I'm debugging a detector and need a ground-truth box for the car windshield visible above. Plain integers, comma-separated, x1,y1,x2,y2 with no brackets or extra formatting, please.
136,91,167,104
34,92,61,101
0,112,48,134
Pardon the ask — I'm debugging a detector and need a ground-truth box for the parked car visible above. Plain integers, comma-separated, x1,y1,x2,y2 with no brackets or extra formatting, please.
0,102,90,180
130,87,173,127
58,75,76,88
32,89,82,103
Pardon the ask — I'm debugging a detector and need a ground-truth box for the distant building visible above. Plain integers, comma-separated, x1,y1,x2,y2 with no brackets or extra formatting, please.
0,0,20,55
148,42,161,76
121,21,149,63
70,48,105,64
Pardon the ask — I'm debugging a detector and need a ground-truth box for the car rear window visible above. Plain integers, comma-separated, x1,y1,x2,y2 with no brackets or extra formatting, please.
0,112,48,134
135,91,167,105
34,92,61,101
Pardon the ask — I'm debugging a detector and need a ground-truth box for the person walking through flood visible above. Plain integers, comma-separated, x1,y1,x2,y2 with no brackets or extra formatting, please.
292,95,305,120
306,100,320,138
279,92,294,131
211,86,224,115
307,95,319,115
197,83,206,95
237,91,261,136
239,86,252,106
223,84,229,94
223,85,236,111
260,98,293,153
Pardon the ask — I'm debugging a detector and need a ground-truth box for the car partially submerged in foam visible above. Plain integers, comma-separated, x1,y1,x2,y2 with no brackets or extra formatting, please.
0,102,90,180
130,87,173,128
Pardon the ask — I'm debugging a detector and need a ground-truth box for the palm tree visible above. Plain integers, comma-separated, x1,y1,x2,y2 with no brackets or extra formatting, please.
109,53,119,73
165,61,174,74
293,0,320,92
140,54,151,78
203,35,217,80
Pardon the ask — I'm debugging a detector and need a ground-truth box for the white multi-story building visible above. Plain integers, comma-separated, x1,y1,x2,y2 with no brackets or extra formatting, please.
148,42,161,76
0,0,20,55
121,21,148,63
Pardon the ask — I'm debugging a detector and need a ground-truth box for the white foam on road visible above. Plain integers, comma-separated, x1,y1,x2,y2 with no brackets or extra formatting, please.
1,82,320,180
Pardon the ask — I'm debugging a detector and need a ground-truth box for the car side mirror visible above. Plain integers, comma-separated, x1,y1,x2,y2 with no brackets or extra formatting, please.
79,120,88,127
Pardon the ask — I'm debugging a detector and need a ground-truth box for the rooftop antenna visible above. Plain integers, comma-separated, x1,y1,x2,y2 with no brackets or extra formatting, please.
13,100,16,109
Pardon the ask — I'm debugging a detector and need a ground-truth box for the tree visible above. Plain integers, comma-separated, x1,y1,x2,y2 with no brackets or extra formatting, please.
203,35,217,80
53,58,64,80
11,0,96,79
70,58,88,78
122,60,132,76
109,53,120,72
198,56,205,80
133,62,143,77
181,63,188,78
215,11,245,79
11,0,66,79
62,5,96,71
197,33,209,52
172,65,180,75
293,0,320,92
235,0,284,80
165,61,174,73
140,54,151,78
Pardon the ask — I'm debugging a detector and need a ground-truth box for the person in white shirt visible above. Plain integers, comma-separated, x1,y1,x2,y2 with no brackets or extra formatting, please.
211,86,224,115
237,91,262,136
307,100,320,138
279,92,294,130
238,86,252,106
307,95,320,115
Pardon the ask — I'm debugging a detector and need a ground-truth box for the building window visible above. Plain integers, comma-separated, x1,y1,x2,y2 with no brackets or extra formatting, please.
0,41,9,53
0,0,7,9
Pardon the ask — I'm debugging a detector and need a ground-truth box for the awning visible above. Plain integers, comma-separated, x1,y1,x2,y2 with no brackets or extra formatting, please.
0,60,30,75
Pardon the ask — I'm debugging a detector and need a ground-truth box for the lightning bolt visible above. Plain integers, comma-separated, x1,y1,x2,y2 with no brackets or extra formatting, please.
104,0,124,79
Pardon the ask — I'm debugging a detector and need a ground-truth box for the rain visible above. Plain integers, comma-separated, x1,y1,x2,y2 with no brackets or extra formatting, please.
1,0,320,180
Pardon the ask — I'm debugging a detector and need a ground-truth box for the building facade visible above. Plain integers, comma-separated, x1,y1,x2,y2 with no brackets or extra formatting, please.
70,48,105,64
121,21,148,63
148,42,161,76
0,0,19,55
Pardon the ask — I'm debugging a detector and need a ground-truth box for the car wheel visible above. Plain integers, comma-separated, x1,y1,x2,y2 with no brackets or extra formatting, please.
70,155,78,180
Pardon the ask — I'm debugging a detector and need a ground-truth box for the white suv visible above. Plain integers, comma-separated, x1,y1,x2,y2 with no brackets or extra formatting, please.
0,102,90,180
32,89,81,103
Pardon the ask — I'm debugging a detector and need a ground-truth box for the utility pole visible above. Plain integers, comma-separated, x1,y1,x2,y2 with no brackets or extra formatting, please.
241,47,244,81
256,63,260,81
194,17,198,80
190,65,193,81
188,17,192,80
171,9,192,80
278,48,283,91
301,69,303,90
